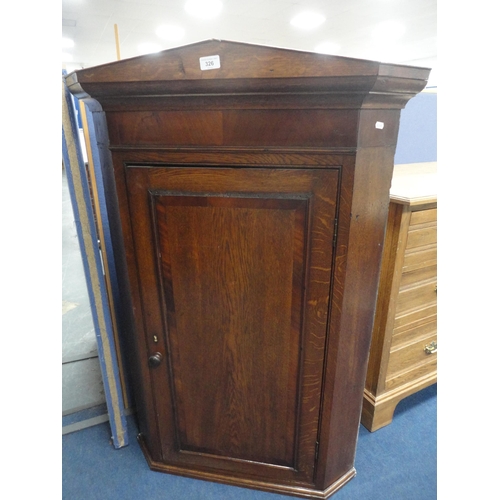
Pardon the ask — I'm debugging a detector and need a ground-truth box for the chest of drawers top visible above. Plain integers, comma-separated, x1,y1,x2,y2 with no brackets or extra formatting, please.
390,162,437,207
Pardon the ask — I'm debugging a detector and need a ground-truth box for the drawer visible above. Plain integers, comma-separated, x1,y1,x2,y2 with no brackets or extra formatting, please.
395,280,437,316
406,224,437,249
401,265,437,288
385,357,437,392
402,245,436,273
409,208,437,226
391,317,436,349
386,332,437,379
394,305,436,334
399,263,436,288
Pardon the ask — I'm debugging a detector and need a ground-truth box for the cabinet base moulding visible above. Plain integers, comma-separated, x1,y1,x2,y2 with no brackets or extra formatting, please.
138,433,356,499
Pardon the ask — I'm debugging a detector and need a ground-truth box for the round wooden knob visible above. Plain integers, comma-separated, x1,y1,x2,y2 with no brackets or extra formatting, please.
148,352,163,368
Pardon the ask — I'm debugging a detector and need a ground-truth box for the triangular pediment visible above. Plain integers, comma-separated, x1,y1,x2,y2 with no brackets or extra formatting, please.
66,39,430,103
70,39,385,82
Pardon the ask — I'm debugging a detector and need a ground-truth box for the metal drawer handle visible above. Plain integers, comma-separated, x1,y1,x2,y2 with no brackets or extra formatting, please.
424,341,437,355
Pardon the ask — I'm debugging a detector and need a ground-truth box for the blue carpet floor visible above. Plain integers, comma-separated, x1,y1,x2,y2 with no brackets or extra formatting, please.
62,384,436,500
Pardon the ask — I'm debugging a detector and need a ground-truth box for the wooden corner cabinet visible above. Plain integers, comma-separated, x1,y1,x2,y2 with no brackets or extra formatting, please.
65,41,430,498
362,162,437,432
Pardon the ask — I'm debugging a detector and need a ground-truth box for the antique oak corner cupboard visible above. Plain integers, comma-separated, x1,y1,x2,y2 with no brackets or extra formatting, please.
65,40,430,499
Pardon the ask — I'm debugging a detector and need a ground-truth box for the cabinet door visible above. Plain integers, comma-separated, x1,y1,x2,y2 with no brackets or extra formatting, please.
125,165,339,485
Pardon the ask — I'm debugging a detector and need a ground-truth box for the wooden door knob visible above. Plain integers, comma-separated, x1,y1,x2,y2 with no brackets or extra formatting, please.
148,352,163,368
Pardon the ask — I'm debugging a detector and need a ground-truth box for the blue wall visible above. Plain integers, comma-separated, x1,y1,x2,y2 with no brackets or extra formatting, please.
394,92,437,165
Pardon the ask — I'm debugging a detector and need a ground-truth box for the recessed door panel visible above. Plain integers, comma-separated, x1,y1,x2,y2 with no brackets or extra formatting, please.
125,166,339,484
155,195,305,467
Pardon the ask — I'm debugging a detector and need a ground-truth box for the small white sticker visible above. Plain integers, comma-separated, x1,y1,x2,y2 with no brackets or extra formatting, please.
200,55,221,71
375,121,385,129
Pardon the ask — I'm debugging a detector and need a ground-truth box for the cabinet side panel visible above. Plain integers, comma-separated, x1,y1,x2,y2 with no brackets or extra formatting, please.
318,142,398,486
364,202,405,394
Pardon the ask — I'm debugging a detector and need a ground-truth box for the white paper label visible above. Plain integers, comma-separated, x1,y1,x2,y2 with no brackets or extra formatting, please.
200,55,221,71
375,121,385,129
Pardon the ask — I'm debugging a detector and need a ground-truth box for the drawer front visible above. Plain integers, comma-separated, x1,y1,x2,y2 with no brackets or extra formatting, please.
402,246,436,274
399,263,436,288
395,280,437,316
391,317,437,349
409,208,437,226
406,225,437,250
394,305,437,334
386,332,437,379
385,357,437,392
406,207,437,251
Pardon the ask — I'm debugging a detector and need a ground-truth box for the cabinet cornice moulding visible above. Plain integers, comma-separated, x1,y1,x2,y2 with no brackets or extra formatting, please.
65,39,430,110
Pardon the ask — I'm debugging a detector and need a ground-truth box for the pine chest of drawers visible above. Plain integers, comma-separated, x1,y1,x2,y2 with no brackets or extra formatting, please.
362,162,437,432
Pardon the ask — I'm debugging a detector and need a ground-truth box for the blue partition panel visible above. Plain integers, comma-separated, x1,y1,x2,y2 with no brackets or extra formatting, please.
395,91,437,164
62,78,128,449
